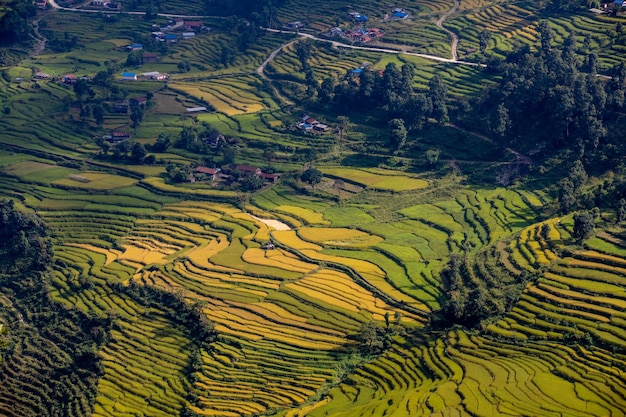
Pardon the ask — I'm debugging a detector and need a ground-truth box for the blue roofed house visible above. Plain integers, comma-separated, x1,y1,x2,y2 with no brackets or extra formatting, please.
164,34,178,43
355,14,369,22
127,43,143,51
615,0,625,8
122,72,137,81
392,10,408,19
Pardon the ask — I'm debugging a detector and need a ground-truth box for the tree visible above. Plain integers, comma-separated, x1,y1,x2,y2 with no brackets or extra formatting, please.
178,60,191,73
540,223,552,241
429,75,448,123
130,105,144,130
166,164,190,183
177,126,198,148
573,211,595,241
355,321,384,355
568,160,588,193
125,51,142,67
92,103,105,126
618,199,626,223
494,102,510,139
131,142,147,164
221,146,236,165
336,115,350,155
538,21,553,53
240,174,264,191
388,118,407,151
295,40,311,71
73,78,92,103
478,30,492,54
263,147,276,167
0,199,53,274
558,178,576,213
425,149,440,166
220,46,236,67
80,105,91,122
93,70,114,99
318,77,334,102
301,167,322,189
154,133,171,152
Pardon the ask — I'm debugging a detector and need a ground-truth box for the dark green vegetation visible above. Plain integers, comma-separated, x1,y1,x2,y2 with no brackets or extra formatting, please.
2,0,626,416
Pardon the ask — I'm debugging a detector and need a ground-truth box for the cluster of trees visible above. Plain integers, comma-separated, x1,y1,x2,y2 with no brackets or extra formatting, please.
113,281,217,348
0,199,53,275
353,312,403,355
0,200,109,417
471,24,626,168
436,244,533,328
313,62,449,151
0,0,36,45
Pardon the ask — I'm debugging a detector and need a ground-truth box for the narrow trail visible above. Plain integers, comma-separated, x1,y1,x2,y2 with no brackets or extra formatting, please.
31,18,47,56
447,123,533,165
256,39,299,106
436,0,460,61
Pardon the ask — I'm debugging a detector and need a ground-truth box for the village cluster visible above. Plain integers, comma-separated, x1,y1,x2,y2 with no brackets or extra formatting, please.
316,8,409,44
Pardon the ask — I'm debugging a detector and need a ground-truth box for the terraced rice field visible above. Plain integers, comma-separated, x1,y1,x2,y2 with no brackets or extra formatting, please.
3,1,626,415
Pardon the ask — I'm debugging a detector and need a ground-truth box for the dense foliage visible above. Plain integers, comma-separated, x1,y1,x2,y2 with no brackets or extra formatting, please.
469,25,626,172
0,199,53,275
0,0,36,45
0,201,107,417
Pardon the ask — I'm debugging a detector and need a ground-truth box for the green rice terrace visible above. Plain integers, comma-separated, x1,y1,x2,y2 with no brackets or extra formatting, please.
1,0,626,416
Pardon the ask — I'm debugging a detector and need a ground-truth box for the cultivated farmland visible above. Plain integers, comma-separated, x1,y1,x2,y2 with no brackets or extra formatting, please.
1,0,626,416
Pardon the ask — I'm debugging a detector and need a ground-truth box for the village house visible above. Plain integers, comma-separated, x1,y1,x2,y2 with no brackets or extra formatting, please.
35,0,47,9
127,43,144,51
106,131,130,143
260,172,281,183
184,21,203,32
202,132,226,149
113,99,130,113
34,72,50,80
232,164,281,183
142,53,159,64
63,74,77,85
391,8,409,19
163,34,179,43
323,27,345,38
236,164,262,177
285,21,305,30
194,166,221,181
122,72,137,81
297,114,331,133
182,32,196,40
142,71,169,81
129,96,147,107
349,12,369,22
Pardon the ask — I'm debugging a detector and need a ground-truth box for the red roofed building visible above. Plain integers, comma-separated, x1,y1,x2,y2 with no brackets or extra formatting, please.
184,21,203,31
63,74,77,85
236,164,262,176
195,166,220,181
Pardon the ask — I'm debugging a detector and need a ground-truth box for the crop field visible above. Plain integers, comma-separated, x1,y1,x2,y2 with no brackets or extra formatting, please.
2,0,626,416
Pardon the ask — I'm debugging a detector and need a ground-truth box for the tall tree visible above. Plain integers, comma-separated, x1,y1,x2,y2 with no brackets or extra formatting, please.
388,118,407,151
429,75,448,123
479,30,492,54
92,103,105,126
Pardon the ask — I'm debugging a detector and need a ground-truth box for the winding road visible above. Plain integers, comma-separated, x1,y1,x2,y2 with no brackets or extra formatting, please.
437,0,460,61
44,0,471,67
